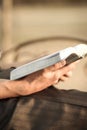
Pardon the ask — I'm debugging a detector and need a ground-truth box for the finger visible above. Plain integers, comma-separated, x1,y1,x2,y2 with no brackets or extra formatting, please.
74,59,80,64
45,60,66,71
55,60,66,69
60,75,69,82
64,71,72,77
67,59,80,67
58,63,75,77
60,71,72,81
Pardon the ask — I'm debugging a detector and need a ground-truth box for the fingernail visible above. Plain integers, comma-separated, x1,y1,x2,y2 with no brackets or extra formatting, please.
61,60,66,67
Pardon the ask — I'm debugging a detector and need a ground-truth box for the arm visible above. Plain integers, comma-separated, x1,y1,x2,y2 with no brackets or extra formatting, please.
0,60,76,99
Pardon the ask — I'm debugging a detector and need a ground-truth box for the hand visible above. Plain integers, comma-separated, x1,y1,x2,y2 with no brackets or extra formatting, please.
0,60,78,99
18,60,77,96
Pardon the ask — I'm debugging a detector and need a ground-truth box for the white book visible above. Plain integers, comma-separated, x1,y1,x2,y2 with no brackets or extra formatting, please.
10,44,87,80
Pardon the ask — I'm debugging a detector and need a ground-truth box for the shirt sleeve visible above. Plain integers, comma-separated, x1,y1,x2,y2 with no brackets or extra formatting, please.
0,67,15,80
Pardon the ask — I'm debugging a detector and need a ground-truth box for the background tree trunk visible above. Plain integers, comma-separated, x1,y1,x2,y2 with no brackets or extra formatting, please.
1,0,14,66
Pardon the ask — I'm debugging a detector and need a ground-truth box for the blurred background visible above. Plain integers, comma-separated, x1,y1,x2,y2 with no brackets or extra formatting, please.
0,0,87,91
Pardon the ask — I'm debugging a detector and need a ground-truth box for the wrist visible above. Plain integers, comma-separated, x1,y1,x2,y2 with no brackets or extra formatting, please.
4,80,24,96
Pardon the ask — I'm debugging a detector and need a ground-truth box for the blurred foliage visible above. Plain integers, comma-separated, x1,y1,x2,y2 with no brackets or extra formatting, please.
13,0,87,5
0,0,87,6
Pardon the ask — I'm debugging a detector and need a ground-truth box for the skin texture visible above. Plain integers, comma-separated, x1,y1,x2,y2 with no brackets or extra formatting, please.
0,60,77,99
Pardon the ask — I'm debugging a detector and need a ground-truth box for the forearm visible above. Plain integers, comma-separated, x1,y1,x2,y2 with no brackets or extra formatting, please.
0,78,42,99
0,80,24,99
0,79,49,99
0,61,76,99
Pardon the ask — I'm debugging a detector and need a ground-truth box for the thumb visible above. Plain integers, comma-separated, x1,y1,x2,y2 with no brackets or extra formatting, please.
58,63,75,77
57,60,66,69
45,60,66,71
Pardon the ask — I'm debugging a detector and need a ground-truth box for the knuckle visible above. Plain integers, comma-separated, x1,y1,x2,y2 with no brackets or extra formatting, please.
53,72,59,81
60,60,66,67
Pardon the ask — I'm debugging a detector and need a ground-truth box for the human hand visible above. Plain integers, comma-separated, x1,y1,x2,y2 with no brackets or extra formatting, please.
0,59,79,99
19,60,77,96
0,60,78,99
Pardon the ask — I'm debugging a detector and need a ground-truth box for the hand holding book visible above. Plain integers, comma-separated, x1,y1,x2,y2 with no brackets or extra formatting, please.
10,44,87,80
0,44,87,98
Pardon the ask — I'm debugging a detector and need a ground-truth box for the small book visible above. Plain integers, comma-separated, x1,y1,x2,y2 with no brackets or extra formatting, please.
10,44,87,80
